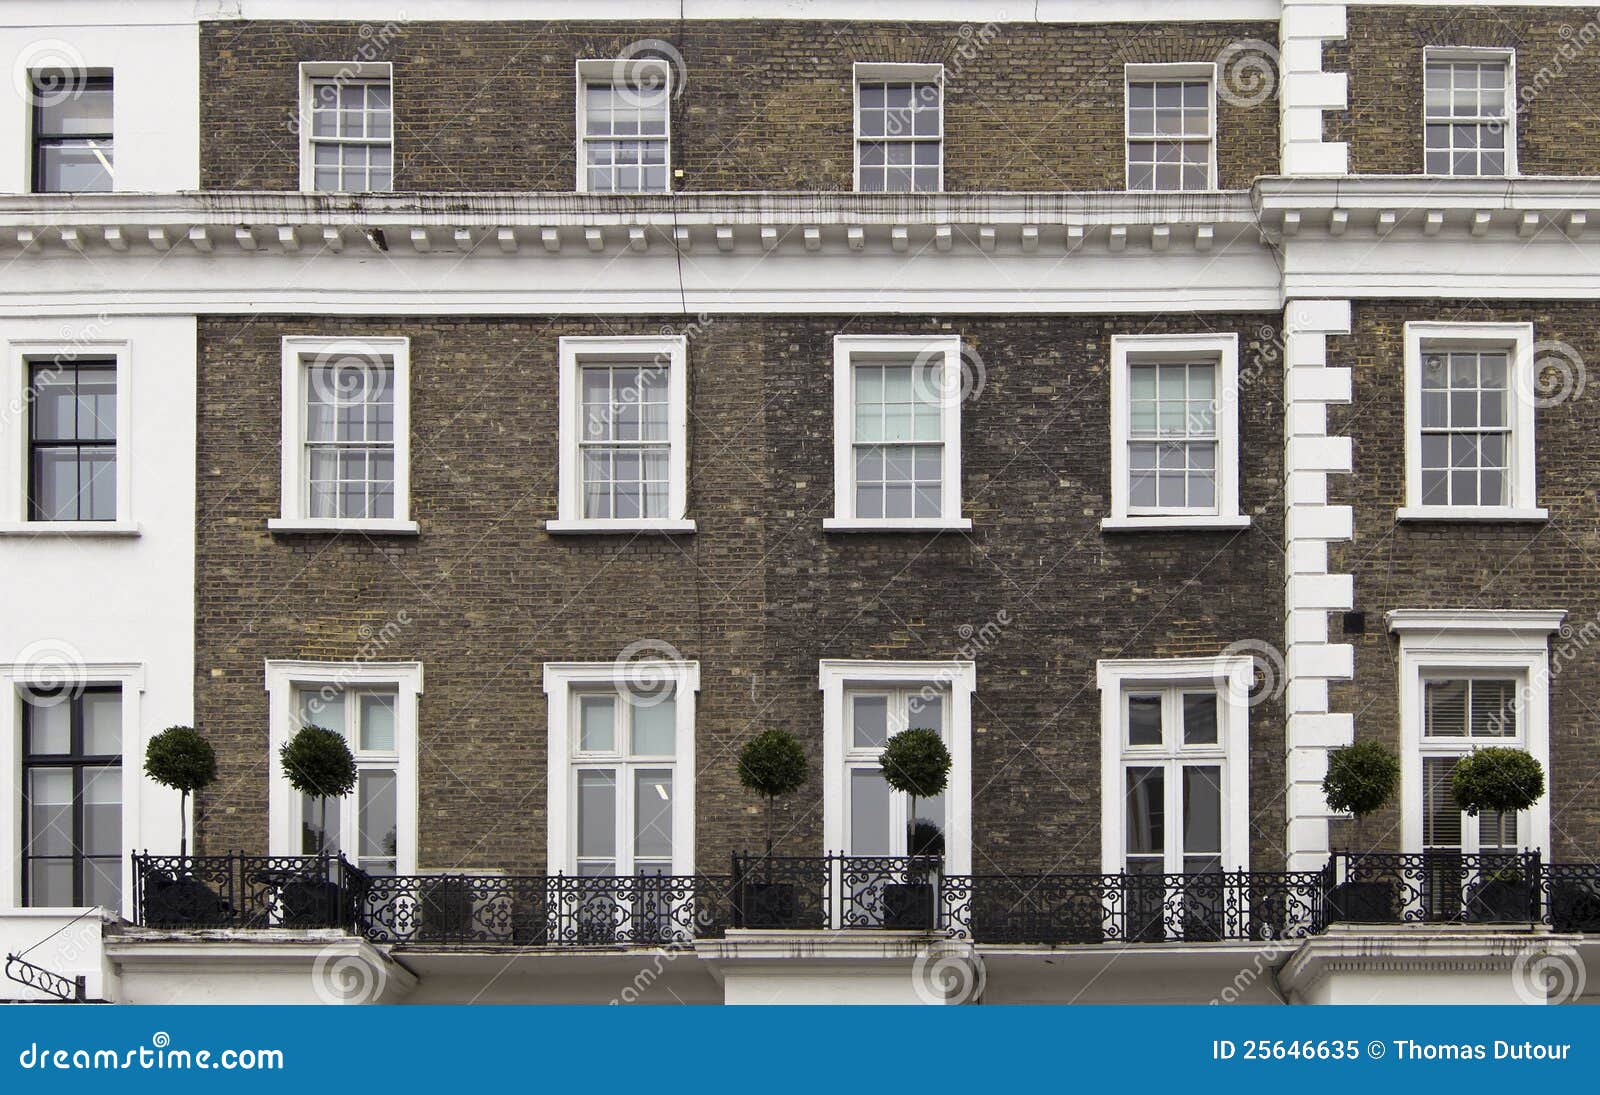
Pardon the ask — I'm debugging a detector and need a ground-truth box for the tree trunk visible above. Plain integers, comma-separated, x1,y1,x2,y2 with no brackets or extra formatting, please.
179,789,188,860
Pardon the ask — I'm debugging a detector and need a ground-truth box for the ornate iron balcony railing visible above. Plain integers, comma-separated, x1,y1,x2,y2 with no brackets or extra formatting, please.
128,851,1600,946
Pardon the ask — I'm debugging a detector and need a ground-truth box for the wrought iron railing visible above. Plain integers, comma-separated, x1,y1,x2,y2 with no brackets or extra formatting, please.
129,851,1600,947
132,853,365,931
941,870,1325,944
355,872,735,946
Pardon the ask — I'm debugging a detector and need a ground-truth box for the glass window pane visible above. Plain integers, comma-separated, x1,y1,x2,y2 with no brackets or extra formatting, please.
851,695,889,748
579,695,616,751
849,769,893,856
298,686,344,735
26,768,74,855
577,770,617,859
1125,767,1164,857
357,769,398,864
25,698,71,755
27,859,74,908
1127,694,1162,745
82,766,122,857
81,691,121,754
1425,679,1467,736
634,769,673,861
1182,693,1217,745
358,692,396,751
908,692,943,733
631,696,676,755
1423,756,1462,849
83,858,121,911
1182,765,1221,855
301,791,338,854
1469,679,1516,737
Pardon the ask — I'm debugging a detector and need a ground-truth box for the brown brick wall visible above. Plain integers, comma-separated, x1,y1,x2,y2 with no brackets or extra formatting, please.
1334,6,1600,175
1327,301,1600,858
193,313,1288,872
200,19,1279,192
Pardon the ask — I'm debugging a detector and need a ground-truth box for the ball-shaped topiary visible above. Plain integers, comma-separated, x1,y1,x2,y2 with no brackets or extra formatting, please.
145,726,218,858
737,729,809,854
1322,740,1401,819
279,726,357,855
879,727,952,801
1452,747,1546,852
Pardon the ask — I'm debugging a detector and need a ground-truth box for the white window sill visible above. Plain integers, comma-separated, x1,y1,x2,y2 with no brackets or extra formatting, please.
822,517,973,533
545,518,697,535
0,520,140,538
1395,506,1548,523
1101,514,1251,532
268,518,421,535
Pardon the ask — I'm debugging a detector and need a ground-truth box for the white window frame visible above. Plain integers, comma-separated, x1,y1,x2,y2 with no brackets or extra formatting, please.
826,335,969,532
1096,656,1252,874
0,340,136,536
1124,62,1218,193
265,659,422,875
1422,47,1517,178
271,335,415,535
297,61,394,194
1388,609,1561,856
543,660,699,875
1105,333,1245,531
550,335,692,534
575,58,672,195
820,660,974,873
852,62,944,194
0,661,145,919
1400,321,1544,522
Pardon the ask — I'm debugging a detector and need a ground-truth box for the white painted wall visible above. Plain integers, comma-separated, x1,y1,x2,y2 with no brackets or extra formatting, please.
0,315,196,920
0,909,113,1000
0,20,198,194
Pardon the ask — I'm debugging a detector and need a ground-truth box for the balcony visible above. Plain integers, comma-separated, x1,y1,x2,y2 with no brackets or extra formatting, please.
128,851,1600,948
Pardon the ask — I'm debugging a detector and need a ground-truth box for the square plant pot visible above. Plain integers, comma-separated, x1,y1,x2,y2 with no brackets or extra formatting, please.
142,873,233,927
882,882,935,930
1465,878,1537,923
1325,879,1400,924
739,881,800,929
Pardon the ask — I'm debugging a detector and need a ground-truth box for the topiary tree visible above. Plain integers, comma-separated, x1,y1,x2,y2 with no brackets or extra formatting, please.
1322,739,1401,851
278,725,357,856
737,729,808,855
144,726,217,859
880,727,952,858
1452,746,1546,852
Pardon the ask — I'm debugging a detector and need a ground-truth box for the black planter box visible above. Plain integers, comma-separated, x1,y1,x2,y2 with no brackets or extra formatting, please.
882,882,935,930
142,874,232,927
1549,880,1600,932
1465,878,1537,923
1325,879,1400,924
279,878,346,928
739,881,800,929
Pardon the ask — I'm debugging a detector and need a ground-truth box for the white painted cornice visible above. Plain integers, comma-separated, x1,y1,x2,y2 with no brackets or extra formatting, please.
1385,609,1569,635
1256,176,1600,241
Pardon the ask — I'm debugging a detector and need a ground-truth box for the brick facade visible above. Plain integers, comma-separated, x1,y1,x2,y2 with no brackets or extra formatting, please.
1327,301,1600,859
1333,5,1600,175
193,313,1287,872
200,19,1278,192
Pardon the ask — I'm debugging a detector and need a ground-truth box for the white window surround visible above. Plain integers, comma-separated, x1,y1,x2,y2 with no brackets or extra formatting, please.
1387,609,1562,856
1423,47,1518,178
297,62,394,193
574,57,672,195
0,340,137,537
826,334,970,532
853,62,944,194
270,335,416,535
0,661,146,918
820,659,974,873
543,660,699,874
1400,321,1544,522
1104,333,1246,531
1124,62,1219,193
265,660,422,874
1096,656,1253,874
550,335,692,534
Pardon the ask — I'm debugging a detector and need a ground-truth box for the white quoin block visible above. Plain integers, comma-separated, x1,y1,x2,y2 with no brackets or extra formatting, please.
1284,3,1348,40
1288,746,1331,784
1280,38,1326,75
1287,435,1352,473
1288,712,1355,749
1287,677,1331,716
1283,71,1348,111
1289,573,1354,611
1288,642,1353,681
1286,402,1328,438
1286,541,1329,579
1289,299,1352,335
1287,504,1353,542
1289,781,1336,820
1286,470,1329,507
1286,607,1331,647
1287,366,1351,404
